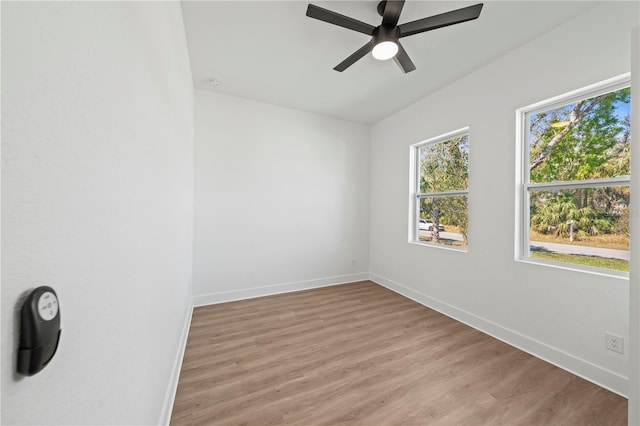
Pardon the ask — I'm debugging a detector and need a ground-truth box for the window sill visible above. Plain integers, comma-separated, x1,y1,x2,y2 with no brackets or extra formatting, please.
409,240,468,253
515,257,629,280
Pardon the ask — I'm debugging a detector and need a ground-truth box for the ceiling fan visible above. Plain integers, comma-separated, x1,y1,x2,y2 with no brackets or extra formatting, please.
306,0,483,73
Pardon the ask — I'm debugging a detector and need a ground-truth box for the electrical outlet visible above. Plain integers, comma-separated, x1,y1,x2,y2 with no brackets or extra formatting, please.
605,333,624,354
351,259,357,267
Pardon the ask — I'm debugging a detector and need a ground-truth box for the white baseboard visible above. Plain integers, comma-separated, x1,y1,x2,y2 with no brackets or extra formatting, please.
369,272,629,398
159,305,194,426
193,273,369,307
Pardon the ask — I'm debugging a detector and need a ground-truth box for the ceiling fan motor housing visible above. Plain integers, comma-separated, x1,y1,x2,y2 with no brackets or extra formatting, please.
373,24,400,44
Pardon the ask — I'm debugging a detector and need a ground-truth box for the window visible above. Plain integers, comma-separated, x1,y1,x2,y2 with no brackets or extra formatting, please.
410,128,469,250
517,75,631,275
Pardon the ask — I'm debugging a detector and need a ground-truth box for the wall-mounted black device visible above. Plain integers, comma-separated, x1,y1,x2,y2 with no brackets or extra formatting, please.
18,286,61,376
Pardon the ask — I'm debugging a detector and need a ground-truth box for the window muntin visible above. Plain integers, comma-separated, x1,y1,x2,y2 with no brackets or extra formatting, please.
412,129,469,250
519,77,630,274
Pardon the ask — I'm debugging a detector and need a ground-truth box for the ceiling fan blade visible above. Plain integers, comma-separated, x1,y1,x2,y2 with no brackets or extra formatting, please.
334,41,374,72
382,0,405,26
398,3,483,38
394,42,416,73
306,4,376,36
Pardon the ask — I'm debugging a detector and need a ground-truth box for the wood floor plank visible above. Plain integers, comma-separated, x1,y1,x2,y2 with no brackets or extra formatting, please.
171,281,627,425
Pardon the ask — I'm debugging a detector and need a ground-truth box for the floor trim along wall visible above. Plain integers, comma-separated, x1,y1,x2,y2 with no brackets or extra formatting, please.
369,272,629,398
159,305,194,426
192,273,370,307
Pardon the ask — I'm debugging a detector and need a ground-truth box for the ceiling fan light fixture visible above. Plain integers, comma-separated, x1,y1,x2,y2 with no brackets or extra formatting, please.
372,40,398,60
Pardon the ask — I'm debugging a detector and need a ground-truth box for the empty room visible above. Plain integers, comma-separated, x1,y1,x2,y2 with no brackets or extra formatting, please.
2,1,640,425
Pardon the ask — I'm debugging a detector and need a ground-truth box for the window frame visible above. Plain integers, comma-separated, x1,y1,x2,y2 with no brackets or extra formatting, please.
409,127,469,251
515,74,631,277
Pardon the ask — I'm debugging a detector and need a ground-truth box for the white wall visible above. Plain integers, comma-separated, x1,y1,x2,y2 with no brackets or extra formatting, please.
193,91,370,305
1,2,194,425
629,24,640,426
370,2,639,396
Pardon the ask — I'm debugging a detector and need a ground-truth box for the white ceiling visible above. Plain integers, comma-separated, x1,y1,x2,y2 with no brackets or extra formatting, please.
181,1,600,124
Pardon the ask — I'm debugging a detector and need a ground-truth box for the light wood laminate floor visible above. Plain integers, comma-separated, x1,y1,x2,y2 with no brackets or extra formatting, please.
171,281,627,425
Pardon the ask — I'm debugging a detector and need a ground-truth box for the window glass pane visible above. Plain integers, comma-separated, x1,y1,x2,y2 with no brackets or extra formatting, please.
418,196,468,249
529,187,629,272
419,135,469,193
529,87,630,183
